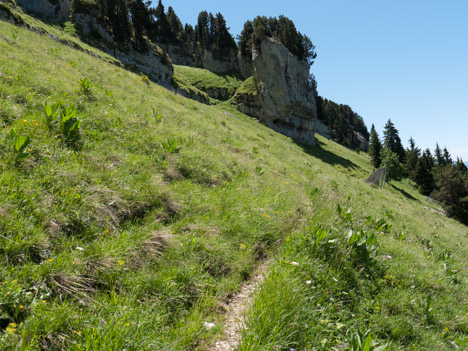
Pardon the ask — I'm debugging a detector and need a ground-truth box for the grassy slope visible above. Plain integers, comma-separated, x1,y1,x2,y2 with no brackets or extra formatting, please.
0,16,466,351
173,65,242,102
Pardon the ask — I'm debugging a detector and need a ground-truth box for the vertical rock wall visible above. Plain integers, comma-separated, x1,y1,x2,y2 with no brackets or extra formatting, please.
235,38,317,146
16,0,70,22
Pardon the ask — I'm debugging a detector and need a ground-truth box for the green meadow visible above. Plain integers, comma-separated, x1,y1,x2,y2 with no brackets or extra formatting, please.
0,13,466,350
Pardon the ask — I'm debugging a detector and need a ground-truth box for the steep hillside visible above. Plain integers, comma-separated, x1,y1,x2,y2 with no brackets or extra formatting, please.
0,17,467,351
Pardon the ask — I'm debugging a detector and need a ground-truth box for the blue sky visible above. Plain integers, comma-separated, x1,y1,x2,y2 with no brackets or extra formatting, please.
155,0,468,160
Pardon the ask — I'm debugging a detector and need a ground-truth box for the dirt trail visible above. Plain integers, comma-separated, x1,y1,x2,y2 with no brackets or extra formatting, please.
206,262,269,351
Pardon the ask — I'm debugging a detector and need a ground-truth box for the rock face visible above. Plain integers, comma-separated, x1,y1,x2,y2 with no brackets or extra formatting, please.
16,0,70,22
73,12,173,85
315,120,332,139
199,50,238,74
353,131,369,151
236,38,317,145
163,43,239,74
114,44,173,86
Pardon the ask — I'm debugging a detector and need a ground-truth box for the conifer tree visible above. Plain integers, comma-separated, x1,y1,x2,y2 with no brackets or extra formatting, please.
128,0,151,51
212,13,237,57
184,23,195,43
383,119,405,162
434,143,444,166
456,157,468,173
433,165,468,224
239,20,254,57
443,147,453,166
104,0,132,44
195,11,211,49
302,34,317,65
166,6,183,42
153,0,170,39
414,148,435,195
368,124,382,168
405,137,421,181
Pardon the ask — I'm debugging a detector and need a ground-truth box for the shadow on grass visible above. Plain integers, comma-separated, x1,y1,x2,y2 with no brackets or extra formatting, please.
298,139,364,172
390,184,420,202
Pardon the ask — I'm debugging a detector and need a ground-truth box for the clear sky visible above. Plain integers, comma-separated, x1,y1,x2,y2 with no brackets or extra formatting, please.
154,0,468,160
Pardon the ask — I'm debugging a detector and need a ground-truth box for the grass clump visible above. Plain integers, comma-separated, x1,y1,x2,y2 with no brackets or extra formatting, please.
234,76,258,96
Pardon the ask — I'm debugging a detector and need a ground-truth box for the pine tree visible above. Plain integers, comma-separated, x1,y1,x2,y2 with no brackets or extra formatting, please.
414,148,435,195
301,34,317,65
212,13,237,58
195,11,211,49
434,143,444,166
383,119,405,162
166,6,183,42
456,157,468,173
368,124,382,168
252,16,269,50
153,0,170,39
104,0,132,44
239,20,254,57
433,165,468,224
405,137,420,181
128,0,151,51
443,147,453,165
184,23,195,43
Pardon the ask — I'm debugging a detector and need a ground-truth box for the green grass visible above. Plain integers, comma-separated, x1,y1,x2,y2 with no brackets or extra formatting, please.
234,76,258,96
174,65,242,102
0,12,467,351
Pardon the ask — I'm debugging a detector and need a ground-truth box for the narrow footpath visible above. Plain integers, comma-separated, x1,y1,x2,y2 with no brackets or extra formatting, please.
206,262,269,351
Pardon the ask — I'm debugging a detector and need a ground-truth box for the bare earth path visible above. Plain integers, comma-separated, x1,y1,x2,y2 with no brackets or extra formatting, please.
206,262,269,351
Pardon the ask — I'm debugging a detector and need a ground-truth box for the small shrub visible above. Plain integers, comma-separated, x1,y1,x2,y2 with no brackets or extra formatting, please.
78,77,92,96
9,129,30,162
44,101,61,127
45,102,81,144
350,330,389,351
60,105,80,142
63,21,77,37
347,228,378,263
140,74,150,86
161,137,182,154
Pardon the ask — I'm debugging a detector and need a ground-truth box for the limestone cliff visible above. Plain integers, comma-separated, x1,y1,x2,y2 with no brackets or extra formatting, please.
235,38,317,146
162,43,239,75
16,0,70,22
72,11,173,85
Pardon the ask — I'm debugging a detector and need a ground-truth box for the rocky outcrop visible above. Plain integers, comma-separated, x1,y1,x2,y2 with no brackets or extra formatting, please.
353,131,369,151
199,50,238,74
71,11,173,86
163,43,195,67
114,44,173,85
315,120,332,139
16,0,70,22
235,38,317,145
163,43,239,75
